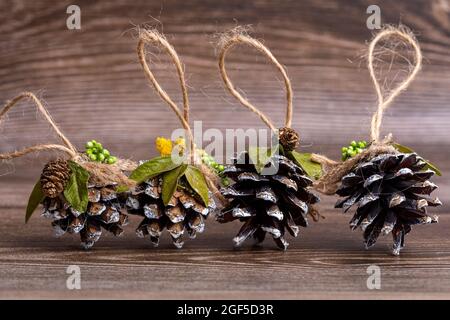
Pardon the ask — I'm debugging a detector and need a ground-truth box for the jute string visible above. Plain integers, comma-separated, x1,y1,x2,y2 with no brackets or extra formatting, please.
137,29,224,203
312,26,422,195
137,29,195,162
0,92,136,188
0,92,78,159
218,28,293,131
368,26,422,142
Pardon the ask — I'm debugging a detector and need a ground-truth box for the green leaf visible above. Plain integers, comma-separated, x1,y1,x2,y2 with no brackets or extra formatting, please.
289,151,322,180
130,156,181,184
392,143,414,154
423,162,442,177
393,143,442,176
25,180,44,223
185,165,209,206
64,161,90,212
248,146,277,174
162,164,187,206
116,185,130,193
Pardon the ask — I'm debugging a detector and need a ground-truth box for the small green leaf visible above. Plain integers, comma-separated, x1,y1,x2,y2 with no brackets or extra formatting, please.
423,162,442,177
116,185,130,193
25,180,44,223
162,164,187,206
393,143,442,176
392,143,414,154
248,146,277,174
64,161,90,212
130,156,181,184
185,165,209,206
289,151,322,180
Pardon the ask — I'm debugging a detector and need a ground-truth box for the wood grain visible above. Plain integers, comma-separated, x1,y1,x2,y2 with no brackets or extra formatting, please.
0,0,449,299
0,0,449,152
0,197,449,299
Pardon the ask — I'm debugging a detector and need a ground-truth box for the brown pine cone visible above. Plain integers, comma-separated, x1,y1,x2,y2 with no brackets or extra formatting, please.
126,176,216,249
335,152,440,255
40,160,71,198
217,152,320,250
279,127,299,151
44,183,129,249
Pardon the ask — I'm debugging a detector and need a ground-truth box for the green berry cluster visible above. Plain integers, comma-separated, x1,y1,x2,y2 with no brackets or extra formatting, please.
200,151,229,186
85,140,117,164
341,140,368,161
201,152,225,173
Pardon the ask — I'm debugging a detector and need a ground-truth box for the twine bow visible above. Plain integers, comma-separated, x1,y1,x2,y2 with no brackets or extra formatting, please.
312,25,423,194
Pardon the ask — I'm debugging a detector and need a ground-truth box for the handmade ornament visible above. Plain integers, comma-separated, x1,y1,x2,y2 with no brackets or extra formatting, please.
125,30,219,248
312,26,441,255
0,92,137,249
216,29,322,250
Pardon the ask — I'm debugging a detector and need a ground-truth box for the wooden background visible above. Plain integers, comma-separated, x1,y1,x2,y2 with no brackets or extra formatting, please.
0,0,449,299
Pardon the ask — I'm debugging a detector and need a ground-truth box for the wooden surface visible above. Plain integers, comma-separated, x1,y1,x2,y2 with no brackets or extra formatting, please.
0,0,449,299
0,0,449,153
1,189,450,299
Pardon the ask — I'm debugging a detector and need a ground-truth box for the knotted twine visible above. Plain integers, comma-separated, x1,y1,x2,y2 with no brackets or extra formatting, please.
0,92,137,189
217,28,324,220
137,29,224,203
311,25,423,195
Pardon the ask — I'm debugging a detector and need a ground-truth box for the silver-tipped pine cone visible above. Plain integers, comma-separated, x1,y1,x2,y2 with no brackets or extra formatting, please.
125,177,216,248
41,161,128,249
335,153,440,255
217,152,320,250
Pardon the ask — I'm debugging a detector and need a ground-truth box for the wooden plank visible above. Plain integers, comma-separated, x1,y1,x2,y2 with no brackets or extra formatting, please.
0,205,449,299
0,0,449,300
0,0,449,158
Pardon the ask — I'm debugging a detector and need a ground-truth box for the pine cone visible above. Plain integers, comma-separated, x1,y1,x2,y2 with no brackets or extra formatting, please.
42,183,128,249
217,152,320,250
335,153,440,255
40,160,71,198
125,176,216,248
279,127,299,152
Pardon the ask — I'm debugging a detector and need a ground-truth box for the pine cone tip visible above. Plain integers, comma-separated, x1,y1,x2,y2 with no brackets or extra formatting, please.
278,127,299,152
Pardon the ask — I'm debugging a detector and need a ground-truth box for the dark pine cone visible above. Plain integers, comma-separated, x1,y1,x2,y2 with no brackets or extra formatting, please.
217,152,320,250
43,183,128,249
40,160,71,198
335,153,441,255
126,176,216,248
278,127,299,152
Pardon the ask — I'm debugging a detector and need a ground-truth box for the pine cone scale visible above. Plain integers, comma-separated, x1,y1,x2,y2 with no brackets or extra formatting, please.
40,160,71,198
335,152,440,255
126,170,215,248
219,151,320,250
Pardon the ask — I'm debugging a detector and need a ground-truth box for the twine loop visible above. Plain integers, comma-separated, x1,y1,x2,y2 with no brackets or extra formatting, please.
0,92,78,160
137,28,225,203
368,26,422,142
218,28,293,132
0,92,137,187
137,29,195,163
312,25,422,194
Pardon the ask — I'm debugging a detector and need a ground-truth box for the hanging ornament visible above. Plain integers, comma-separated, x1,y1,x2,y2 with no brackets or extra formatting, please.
215,28,322,250
312,26,441,255
124,29,220,248
0,92,137,249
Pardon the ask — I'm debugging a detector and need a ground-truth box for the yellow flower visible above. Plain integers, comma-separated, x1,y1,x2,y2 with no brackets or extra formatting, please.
173,137,186,155
174,137,185,147
155,137,172,156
